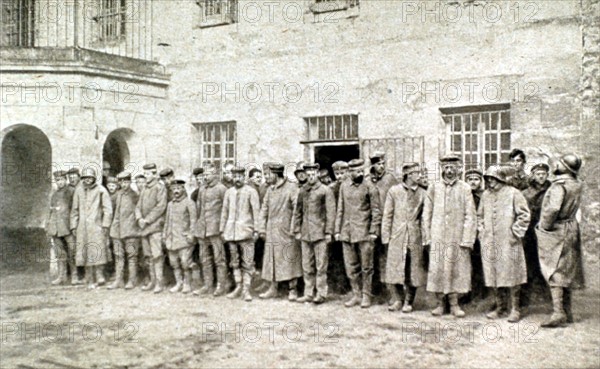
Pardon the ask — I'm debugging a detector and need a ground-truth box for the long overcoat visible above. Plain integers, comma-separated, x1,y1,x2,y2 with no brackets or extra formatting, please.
46,186,74,237
259,179,302,282
109,187,140,240
423,178,477,294
478,185,531,288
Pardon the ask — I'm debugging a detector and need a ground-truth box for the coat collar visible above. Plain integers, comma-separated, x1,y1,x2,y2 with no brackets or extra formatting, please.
442,176,458,186
402,181,419,192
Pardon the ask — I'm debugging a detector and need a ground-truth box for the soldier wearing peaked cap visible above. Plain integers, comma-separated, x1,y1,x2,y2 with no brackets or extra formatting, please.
335,159,382,309
318,168,332,185
191,167,205,203
366,152,399,305
47,170,77,285
537,154,585,328
330,161,349,202
479,165,530,323
67,167,81,190
160,168,175,202
108,171,140,290
162,177,197,294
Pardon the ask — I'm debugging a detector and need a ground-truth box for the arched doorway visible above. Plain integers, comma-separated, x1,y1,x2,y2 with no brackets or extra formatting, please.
102,128,133,177
0,124,52,230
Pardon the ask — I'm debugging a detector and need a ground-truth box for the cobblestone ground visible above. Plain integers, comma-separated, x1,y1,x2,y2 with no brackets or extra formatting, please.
1,270,599,369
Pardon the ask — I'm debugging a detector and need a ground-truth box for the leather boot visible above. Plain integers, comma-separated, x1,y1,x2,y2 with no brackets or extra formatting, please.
125,257,138,290
69,256,82,285
153,258,164,294
182,270,193,294
344,280,361,308
431,293,445,316
95,267,106,286
197,263,215,295
361,294,372,309
212,266,228,297
259,282,278,299
563,288,573,323
449,293,465,317
388,285,402,311
402,286,416,313
52,259,68,285
227,269,242,299
507,286,521,322
141,259,155,291
170,268,183,293
542,287,567,328
487,288,506,319
242,272,253,302
85,267,97,289
108,255,125,290
288,279,298,301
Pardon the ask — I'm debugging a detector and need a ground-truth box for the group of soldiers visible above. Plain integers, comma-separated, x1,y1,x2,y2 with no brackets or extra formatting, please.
46,148,585,328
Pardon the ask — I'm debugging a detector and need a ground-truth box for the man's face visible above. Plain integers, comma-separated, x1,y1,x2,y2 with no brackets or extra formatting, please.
442,163,458,180
107,183,118,193
223,168,234,182
172,183,184,197
466,175,482,191
485,177,501,190
406,171,420,185
295,171,307,183
250,172,263,186
120,180,131,190
349,167,363,181
306,169,319,185
334,168,348,182
233,173,245,188
56,177,67,189
373,162,385,175
102,168,111,177
136,178,147,187
195,175,204,187
511,156,525,171
533,170,548,185
265,171,276,185
418,173,429,187
144,170,156,181
68,174,80,186
82,177,95,187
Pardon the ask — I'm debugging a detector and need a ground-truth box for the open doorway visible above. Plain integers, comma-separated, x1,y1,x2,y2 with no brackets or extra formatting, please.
313,144,360,180
102,128,133,177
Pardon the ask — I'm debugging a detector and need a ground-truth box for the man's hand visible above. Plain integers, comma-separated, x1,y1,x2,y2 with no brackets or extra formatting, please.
186,235,195,244
259,233,266,241
138,218,147,229
325,234,332,244
368,233,378,241
334,233,340,242
252,232,259,242
295,233,302,241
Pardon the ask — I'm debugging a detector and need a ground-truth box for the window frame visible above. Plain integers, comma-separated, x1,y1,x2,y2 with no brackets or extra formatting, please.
196,0,237,28
301,114,359,144
195,121,237,169
95,0,127,43
1,0,35,47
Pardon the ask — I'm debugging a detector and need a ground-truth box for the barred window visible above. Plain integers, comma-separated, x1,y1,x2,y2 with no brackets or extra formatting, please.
96,0,127,42
196,121,236,169
441,104,511,171
1,0,35,47
197,0,237,27
304,115,358,142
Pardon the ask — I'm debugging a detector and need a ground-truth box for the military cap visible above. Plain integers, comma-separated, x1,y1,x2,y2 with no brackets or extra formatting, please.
440,154,461,163
106,176,118,184
159,168,174,178
484,165,509,183
142,163,157,170
53,170,67,178
66,168,80,175
81,168,97,179
370,152,386,165
192,167,204,176
332,161,349,170
171,177,186,185
134,174,146,179
293,162,306,174
465,168,483,178
117,171,132,181
318,169,330,179
303,163,320,171
348,159,365,169
559,153,582,175
269,163,285,173
530,163,550,174
231,167,246,174
402,162,420,175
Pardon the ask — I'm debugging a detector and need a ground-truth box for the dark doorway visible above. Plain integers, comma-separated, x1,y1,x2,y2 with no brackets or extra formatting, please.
313,144,360,295
102,129,132,177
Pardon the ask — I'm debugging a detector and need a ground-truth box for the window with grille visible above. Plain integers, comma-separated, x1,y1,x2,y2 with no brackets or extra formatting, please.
196,121,236,169
1,0,35,47
95,0,126,42
310,0,359,14
304,115,359,142
197,0,237,27
441,104,511,171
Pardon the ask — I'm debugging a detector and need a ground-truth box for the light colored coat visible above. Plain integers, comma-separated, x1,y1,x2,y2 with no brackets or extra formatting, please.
220,185,260,242
135,178,168,236
110,187,140,239
423,178,477,294
478,184,530,288
163,194,197,251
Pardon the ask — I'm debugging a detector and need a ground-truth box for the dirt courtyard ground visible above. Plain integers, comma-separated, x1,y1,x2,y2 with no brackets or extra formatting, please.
1,269,599,369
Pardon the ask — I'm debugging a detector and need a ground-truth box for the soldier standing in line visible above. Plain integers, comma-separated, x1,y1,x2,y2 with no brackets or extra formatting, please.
105,176,119,271
194,163,228,296
67,167,81,190
66,167,84,284
258,164,302,301
478,166,530,322
107,172,140,290
46,170,76,285
422,155,476,317
160,168,175,202
509,149,530,191
220,167,261,302
70,168,113,289
329,161,349,202
537,154,585,328
417,167,430,190
134,174,146,194
381,163,427,313
335,159,382,309
163,177,197,294
464,168,486,303
318,168,332,185
366,152,399,305
294,163,336,304
135,163,168,293
222,163,235,188
190,167,205,203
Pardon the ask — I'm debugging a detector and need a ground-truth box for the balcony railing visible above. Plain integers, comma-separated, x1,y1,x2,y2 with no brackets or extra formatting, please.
1,0,153,61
